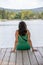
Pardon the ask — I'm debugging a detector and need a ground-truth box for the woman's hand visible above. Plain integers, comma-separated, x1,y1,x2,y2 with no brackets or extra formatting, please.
32,48,38,52
11,49,16,53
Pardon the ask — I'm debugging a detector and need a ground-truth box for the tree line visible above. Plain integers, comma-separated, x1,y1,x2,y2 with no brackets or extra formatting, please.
0,9,43,20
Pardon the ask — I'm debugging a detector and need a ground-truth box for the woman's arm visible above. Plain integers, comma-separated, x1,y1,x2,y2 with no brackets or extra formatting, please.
12,30,18,52
27,30,37,51
27,30,33,48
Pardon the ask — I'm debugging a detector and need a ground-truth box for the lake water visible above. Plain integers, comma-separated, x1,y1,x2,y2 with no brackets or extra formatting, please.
0,19,43,48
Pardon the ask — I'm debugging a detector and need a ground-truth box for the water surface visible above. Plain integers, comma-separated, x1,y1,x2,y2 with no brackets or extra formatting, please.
0,19,43,48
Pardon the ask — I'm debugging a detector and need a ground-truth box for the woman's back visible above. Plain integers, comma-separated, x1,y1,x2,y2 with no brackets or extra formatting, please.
16,34,31,50
18,34,27,43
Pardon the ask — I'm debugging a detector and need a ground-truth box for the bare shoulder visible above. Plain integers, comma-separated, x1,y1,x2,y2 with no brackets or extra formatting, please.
15,30,19,36
16,30,18,33
27,30,30,35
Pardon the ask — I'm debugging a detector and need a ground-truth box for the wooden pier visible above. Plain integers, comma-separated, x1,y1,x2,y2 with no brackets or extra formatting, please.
0,47,43,65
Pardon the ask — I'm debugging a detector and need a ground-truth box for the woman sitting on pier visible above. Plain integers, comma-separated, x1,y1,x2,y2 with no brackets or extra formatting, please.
12,21,37,52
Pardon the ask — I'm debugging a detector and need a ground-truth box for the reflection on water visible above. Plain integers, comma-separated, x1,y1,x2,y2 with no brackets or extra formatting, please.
0,19,43,48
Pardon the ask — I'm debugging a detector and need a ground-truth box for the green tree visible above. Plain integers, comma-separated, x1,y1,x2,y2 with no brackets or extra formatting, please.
15,12,21,19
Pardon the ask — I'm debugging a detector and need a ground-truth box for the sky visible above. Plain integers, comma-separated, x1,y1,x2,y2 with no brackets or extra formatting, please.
0,0,43,9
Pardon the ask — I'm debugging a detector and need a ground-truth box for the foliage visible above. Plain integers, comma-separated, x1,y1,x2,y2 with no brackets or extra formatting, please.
0,9,43,20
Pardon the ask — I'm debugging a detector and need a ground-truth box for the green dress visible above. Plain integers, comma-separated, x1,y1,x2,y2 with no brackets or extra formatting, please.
16,34,31,50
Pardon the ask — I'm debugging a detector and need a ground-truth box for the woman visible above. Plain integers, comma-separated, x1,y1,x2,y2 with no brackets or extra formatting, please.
12,21,37,52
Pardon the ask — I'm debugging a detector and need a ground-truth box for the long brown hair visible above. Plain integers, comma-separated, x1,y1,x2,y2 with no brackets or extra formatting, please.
18,21,27,36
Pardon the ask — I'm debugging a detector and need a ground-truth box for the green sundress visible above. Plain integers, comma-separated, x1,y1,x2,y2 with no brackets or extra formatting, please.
16,34,31,50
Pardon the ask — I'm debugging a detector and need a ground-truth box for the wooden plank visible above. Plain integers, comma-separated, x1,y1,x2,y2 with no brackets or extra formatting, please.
0,48,1,51
16,50,23,65
0,47,43,65
9,49,16,65
0,48,2,53
1,48,11,65
0,48,7,65
34,50,43,65
38,47,43,57
28,50,38,65
23,50,30,65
